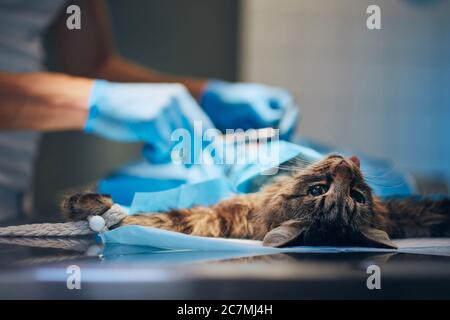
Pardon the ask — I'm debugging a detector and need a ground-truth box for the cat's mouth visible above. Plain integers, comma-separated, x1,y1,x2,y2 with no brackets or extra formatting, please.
291,220,357,245
263,220,397,249
284,229,395,248
300,228,370,247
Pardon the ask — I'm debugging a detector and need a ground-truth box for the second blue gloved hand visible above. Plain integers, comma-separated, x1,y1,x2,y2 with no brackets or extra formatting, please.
85,80,214,163
200,81,298,133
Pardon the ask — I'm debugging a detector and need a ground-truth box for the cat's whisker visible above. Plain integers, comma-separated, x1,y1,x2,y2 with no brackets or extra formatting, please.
276,163,310,171
274,167,303,172
275,163,309,171
290,157,314,166
363,178,408,189
363,168,405,181
361,166,400,179
276,164,306,170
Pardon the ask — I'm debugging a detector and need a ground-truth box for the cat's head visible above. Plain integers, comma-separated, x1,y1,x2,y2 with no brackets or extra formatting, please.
261,154,396,248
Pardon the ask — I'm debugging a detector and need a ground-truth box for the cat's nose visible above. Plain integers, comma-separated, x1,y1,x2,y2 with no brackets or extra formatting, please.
348,155,360,168
333,160,352,179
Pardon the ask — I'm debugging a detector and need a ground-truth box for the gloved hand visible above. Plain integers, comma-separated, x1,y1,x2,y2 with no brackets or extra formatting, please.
85,80,214,163
199,81,299,135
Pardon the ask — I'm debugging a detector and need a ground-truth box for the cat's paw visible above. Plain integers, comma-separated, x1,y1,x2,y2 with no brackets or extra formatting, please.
61,192,113,221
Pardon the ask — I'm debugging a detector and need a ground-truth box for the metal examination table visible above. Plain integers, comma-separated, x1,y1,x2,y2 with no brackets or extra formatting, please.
1,231,450,299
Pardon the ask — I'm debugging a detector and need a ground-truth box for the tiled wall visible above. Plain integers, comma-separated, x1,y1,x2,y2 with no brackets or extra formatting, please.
240,0,450,179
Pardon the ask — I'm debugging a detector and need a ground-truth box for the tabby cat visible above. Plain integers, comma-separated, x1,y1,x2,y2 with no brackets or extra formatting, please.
61,154,450,248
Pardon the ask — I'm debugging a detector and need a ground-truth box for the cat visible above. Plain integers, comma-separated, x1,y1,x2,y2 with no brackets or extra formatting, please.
61,154,450,248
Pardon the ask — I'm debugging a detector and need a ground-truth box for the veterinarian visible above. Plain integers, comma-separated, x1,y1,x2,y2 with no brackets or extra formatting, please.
0,1,297,221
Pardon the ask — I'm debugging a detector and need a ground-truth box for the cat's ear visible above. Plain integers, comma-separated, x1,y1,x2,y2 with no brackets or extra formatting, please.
358,228,397,249
263,221,304,247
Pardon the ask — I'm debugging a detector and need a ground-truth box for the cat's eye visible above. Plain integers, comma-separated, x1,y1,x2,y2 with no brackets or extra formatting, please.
308,184,328,197
350,190,366,204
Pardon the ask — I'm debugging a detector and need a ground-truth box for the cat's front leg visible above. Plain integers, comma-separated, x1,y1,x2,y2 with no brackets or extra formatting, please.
122,196,258,239
61,192,257,239
121,207,225,237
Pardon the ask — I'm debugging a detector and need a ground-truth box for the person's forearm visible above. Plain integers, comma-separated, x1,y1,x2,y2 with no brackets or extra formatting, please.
94,55,208,100
0,72,93,131
52,0,207,100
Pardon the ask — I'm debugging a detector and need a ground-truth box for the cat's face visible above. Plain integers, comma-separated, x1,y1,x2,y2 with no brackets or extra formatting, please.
262,154,395,248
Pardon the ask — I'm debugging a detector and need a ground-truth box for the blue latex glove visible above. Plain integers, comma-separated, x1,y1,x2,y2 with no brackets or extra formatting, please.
200,81,299,134
85,80,214,163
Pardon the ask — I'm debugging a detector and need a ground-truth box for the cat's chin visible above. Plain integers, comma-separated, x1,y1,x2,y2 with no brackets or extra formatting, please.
273,227,397,249
281,230,396,249
262,220,397,249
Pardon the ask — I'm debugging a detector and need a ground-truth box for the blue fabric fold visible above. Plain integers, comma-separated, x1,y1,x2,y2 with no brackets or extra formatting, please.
129,178,235,214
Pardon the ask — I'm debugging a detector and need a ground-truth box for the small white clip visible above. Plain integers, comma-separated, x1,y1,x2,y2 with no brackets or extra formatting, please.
87,215,107,233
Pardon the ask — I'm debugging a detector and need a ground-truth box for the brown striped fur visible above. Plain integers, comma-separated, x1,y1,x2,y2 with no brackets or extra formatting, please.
61,155,450,247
